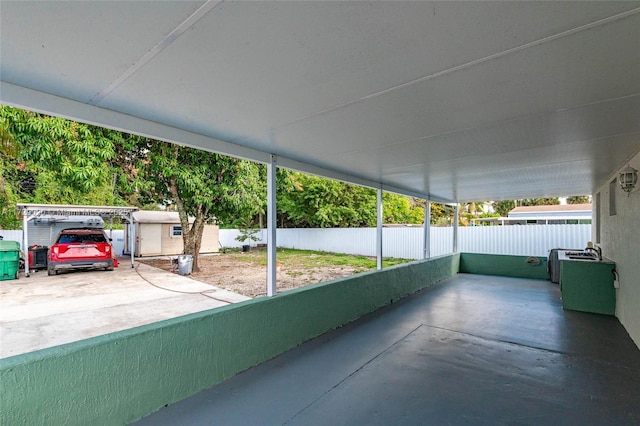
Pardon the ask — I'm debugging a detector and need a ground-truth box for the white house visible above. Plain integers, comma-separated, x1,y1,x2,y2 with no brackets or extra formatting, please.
473,204,592,226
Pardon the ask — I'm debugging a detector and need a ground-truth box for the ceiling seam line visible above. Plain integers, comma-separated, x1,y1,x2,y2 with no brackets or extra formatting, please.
276,7,640,129
88,0,223,105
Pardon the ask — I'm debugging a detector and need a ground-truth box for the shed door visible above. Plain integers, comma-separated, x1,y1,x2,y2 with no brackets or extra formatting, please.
139,224,162,256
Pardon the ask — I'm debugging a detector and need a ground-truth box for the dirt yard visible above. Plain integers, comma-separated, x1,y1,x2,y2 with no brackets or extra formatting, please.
139,249,386,298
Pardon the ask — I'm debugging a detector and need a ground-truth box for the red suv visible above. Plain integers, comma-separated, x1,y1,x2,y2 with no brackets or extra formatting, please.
47,228,114,275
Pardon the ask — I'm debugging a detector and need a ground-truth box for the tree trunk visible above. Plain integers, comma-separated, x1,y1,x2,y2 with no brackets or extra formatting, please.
191,221,205,272
165,152,210,273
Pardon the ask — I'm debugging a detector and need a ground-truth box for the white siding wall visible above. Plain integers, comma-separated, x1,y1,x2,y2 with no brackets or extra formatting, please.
596,151,640,348
219,225,590,259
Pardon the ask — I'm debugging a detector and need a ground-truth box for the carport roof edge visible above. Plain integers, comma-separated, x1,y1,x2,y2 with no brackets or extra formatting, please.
17,203,139,219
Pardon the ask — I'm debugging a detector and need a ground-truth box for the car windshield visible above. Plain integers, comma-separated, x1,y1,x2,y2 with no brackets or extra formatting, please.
57,233,107,244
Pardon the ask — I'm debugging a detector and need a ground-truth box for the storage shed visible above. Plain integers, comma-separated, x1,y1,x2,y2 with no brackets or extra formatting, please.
127,211,219,257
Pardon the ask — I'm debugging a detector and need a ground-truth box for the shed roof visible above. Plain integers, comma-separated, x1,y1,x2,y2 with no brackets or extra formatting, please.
133,211,185,224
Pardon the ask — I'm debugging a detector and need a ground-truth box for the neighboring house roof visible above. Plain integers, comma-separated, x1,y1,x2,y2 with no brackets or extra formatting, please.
508,204,592,217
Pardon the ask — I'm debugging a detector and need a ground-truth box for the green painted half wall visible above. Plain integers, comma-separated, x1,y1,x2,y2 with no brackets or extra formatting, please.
1,254,459,426
459,253,549,280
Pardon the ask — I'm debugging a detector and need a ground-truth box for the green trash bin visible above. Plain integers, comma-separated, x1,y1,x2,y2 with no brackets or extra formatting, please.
0,240,21,280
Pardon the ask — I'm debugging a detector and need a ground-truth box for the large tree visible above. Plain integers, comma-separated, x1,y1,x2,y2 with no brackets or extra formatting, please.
0,114,21,228
492,200,515,217
276,172,375,228
1,106,123,206
138,141,264,270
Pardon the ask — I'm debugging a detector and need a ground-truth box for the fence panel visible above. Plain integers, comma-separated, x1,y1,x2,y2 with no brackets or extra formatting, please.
106,230,126,256
221,225,590,259
458,225,591,257
0,230,24,251
6,225,591,259
221,227,456,259
277,228,376,256
431,227,454,258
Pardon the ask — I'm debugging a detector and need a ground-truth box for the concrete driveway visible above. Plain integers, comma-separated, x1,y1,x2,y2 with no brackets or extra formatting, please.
0,260,250,358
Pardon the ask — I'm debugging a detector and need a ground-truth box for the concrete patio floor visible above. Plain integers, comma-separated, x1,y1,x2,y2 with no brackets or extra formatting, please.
0,261,250,358
134,274,640,425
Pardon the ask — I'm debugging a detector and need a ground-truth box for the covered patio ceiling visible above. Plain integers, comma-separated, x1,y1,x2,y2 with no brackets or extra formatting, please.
1,1,639,202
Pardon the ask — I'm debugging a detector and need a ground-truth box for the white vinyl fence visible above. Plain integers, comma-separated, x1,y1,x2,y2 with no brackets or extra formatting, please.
0,230,23,249
220,224,591,259
3,225,590,259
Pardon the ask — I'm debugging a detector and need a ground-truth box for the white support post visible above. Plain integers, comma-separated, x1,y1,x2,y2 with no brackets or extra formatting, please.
130,220,135,268
453,204,459,253
23,212,30,277
267,154,277,296
376,187,383,270
423,200,431,259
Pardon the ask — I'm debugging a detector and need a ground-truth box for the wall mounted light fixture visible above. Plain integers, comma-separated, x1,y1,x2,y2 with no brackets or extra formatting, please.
618,165,638,195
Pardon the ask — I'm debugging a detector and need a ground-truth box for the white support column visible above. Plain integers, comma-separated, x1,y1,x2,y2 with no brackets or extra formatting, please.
23,212,30,277
453,204,459,253
267,154,277,296
129,218,135,268
376,187,383,270
423,200,431,259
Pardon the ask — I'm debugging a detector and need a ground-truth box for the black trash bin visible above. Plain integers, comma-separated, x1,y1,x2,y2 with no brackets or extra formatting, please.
28,245,49,271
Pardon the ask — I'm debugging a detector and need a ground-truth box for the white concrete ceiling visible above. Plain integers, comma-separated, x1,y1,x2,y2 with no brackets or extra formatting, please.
1,1,639,202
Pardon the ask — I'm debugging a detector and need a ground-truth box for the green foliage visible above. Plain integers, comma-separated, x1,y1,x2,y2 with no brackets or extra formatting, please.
492,198,560,216
276,172,425,228
277,173,375,228
492,200,515,217
457,201,493,226
0,106,127,207
520,198,560,206
566,195,591,204
382,193,424,224
429,202,452,226
235,218,260,244
16,112,116,193
139,142,264,225
0,113,21,228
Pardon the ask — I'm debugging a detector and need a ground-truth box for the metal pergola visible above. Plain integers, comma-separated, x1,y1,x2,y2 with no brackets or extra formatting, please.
16,203,139,277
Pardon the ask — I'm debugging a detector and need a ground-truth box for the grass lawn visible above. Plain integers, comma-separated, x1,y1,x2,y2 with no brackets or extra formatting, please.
228,248,412,273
